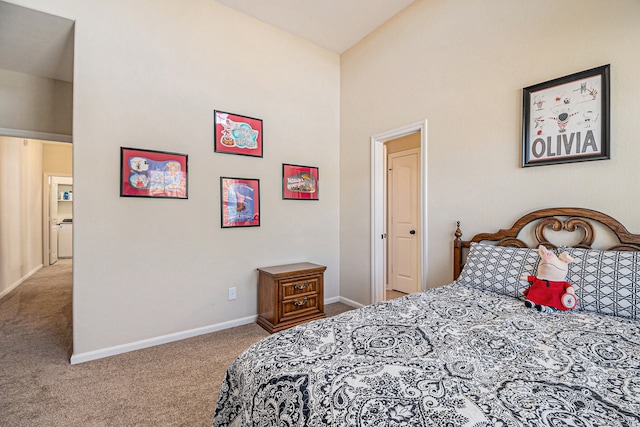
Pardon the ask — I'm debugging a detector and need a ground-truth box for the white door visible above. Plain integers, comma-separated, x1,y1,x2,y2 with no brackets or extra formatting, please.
388,149,420,294
49,180,59,264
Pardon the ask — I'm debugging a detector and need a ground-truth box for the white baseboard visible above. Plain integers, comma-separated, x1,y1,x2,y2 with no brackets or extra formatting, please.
338,296,365,309
326,295,364,309
70,314,258,365
0,264,43,300
70,296,367,364
324,295,340,304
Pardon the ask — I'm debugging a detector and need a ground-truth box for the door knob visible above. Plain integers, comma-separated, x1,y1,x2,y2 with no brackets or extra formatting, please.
409,230,416,235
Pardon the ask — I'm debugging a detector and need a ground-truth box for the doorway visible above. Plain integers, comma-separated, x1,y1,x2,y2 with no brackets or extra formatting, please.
371,120,427,304
44,174,73,265
0,2,75,360
387,145,420,298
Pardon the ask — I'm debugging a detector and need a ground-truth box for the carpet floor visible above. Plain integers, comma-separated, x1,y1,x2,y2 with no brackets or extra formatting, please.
0,260,355,426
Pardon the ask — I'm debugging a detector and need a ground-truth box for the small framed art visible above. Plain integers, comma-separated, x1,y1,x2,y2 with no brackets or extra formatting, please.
522,64,610,167
282,163,319,200
120,147,188,198
214,110,263,157
220,177,260,228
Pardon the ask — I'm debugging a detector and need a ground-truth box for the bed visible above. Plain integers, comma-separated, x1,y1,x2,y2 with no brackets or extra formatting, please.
213,207,640,426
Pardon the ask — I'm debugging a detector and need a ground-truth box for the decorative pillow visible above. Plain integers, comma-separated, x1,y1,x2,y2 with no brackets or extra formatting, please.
456,242,540,298
561,247,639,320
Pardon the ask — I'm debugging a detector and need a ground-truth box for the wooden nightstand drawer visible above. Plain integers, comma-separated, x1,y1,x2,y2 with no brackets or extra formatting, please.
256,262,326,334
281,293,321,319
281,277,319,298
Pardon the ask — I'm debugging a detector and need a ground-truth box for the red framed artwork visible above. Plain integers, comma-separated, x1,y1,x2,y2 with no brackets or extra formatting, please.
221,177,260,228
282,164,319,200
120,147,188,199
214,110,263,157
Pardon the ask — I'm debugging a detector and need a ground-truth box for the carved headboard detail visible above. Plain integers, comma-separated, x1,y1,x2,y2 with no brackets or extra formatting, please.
453,207,640,280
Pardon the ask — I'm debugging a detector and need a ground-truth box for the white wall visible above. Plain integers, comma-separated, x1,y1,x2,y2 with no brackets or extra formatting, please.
0,69,72,136
0,136,43,297
10,0,341,359
341,0,640,304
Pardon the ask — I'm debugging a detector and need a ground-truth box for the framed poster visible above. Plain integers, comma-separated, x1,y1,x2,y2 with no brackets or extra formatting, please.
282,163,319,200
120,147,188,198
220,177,260,228
522,64,610,167
214,110,263,157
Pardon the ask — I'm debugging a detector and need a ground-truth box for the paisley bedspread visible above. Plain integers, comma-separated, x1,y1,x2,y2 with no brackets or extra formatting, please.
213,283,640,426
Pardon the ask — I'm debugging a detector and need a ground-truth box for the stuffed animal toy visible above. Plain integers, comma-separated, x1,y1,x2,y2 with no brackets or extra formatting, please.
521,245,578,313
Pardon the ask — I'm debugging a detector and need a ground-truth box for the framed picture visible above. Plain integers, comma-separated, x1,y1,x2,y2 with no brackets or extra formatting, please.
120,147,188,198
214,110,263,157
220,177,260,228
522,64,610,167
282,163,319,200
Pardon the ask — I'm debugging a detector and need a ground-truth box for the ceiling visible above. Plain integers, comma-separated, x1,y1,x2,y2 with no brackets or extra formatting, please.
215,0,415,53
0,0,414,83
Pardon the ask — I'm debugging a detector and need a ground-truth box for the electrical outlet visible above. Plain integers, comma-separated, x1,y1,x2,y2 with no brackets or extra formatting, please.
228,287,237,301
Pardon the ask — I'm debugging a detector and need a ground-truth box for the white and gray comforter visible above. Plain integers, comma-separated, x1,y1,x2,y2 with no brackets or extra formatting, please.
213,283,640,426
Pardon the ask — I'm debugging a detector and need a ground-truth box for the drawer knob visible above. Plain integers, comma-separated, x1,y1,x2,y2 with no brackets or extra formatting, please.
293,297,308,306
294,281,310,290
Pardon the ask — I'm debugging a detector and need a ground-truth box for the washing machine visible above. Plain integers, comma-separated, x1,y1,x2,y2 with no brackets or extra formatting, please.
58,219,73,258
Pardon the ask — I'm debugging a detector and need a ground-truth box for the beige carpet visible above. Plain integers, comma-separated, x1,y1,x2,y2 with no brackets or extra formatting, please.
0,260,355,427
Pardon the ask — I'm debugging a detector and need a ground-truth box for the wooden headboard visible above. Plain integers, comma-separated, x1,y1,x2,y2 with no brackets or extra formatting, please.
453,207,640,280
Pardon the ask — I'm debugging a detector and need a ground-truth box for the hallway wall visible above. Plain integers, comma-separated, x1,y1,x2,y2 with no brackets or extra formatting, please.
43,142,72,173
0,69,73,137
0,136,43,298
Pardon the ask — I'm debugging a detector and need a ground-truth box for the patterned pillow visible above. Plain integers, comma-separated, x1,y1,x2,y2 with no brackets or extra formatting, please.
456,242,540,298
561,247,639,320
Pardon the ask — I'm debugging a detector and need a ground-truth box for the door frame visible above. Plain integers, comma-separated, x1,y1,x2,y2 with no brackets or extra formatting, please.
371,120,428,304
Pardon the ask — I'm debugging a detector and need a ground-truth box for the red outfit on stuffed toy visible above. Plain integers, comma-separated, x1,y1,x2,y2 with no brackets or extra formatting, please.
523,276,574,311
520,245,578,312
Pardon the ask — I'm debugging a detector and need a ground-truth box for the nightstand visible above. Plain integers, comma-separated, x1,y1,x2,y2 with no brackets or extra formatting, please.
256,262,326,333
